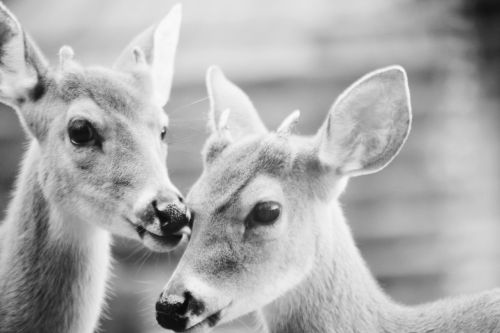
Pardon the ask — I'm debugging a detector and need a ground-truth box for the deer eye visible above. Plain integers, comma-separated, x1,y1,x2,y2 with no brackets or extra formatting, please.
68,119,96,146
161,126,167,141
248,201,281,226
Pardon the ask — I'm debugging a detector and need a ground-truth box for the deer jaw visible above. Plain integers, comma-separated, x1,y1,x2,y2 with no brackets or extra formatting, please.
156,66,411,332
0,3,189,251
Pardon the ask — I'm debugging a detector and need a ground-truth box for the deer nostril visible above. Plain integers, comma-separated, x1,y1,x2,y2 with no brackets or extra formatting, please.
156,291,204,331
156,292,188,331
156,299,188,331
183,291,205,316
154,202,190,235
153,202,170,224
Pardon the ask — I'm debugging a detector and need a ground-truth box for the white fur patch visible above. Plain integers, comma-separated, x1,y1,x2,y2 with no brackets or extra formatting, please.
152,3,182,106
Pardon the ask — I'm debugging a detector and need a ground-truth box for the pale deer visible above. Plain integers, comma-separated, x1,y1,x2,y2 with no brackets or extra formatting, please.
156,66,500,333
0,3,190,333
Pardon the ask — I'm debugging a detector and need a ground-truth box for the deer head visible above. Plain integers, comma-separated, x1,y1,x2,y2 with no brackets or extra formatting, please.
0,3,189,251
156,66,411,331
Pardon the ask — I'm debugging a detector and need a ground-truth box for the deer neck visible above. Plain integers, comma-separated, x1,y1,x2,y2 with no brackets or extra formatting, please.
0,141,111,333
262,203,398,333
261,202,500,333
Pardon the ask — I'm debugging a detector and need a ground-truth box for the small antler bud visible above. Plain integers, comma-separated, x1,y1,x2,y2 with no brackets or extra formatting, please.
132,47,147,65
58,45,74,71
277,110,300,136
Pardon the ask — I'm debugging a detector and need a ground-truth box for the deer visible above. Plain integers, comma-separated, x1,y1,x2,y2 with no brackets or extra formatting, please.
0,3,191,333
155,65,500,333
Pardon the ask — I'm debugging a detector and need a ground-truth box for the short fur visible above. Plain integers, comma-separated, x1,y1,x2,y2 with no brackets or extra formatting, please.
0,144,111,333
158,66,500,333
0,3,186,332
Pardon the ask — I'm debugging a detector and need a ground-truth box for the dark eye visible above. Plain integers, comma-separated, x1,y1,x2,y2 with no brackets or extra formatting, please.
161,126,167,141
68,119,96,146
247,201,281,226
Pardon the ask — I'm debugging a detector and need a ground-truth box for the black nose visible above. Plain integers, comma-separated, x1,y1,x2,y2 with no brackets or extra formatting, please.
153,197,190,234
156,292,203,331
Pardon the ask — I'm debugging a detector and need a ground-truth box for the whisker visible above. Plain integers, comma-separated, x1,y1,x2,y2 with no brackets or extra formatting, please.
170,118,206,124
168,96,209,114
168,135,202,146
168,122,206,133
134,250,152,276
235,317,256,332
121,243,146,263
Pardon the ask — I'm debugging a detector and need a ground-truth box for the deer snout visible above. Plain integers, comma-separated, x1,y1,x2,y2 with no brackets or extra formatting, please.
156,290,204,331
153,197,190,235
135,190,189,232
156,276,229,331
132,187,191,251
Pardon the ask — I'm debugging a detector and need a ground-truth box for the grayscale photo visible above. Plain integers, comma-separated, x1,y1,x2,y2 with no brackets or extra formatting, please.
0,0,499,332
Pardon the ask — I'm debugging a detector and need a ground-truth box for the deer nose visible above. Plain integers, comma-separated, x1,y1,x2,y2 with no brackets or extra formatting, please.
152,195,190,234
156,291,204,331
134,189,191,237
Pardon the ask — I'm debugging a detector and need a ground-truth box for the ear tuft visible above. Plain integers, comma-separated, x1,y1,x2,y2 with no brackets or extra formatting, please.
206,66,267,141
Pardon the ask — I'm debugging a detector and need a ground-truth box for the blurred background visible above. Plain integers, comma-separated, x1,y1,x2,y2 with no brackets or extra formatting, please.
0,0,499,332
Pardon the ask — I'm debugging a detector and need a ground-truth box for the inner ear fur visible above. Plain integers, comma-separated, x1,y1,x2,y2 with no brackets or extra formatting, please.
113,4,181,107
317,66,412,177
0,3,53,141
0,3,48,107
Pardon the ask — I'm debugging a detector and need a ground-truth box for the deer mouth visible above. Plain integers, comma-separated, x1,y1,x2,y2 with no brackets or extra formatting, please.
187,310,222,332
137,223,182,240
157,308,226,333
126,219,189,252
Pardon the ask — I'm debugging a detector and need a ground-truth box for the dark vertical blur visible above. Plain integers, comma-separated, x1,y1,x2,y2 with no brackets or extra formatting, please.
464,0,500,94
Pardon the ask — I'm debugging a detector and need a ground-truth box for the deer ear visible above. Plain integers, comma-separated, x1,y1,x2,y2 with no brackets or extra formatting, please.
113,4,181,107
316,66,411,177
0,3,48,108
206,66,267,141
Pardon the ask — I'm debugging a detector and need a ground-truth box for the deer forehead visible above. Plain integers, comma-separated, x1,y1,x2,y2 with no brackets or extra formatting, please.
52,67,163,123
190,138,293,208
238,174,285,208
